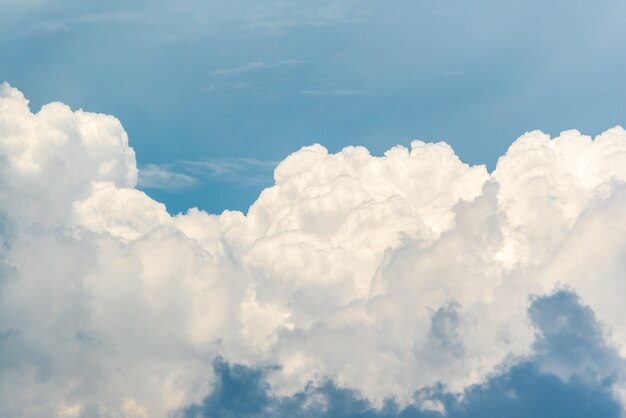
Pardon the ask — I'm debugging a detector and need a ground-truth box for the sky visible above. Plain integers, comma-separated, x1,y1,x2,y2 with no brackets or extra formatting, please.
2,0,626,213
2,2,626,418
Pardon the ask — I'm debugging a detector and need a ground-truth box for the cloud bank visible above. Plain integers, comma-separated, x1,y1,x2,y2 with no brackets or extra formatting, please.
1,83,626,417
182,291,623,418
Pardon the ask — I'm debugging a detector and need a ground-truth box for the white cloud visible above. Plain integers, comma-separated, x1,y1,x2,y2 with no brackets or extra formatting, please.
0,83,137,227
2,83,626,417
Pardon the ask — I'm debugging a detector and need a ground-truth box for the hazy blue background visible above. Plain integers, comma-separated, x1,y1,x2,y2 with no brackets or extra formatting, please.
2,0,625,214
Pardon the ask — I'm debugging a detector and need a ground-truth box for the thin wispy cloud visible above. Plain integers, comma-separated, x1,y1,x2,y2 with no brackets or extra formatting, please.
213,59,304,76
138,157,277,191
71,11,140,24
12,2,369,41
22,20,70,35
138,164,200,191
241,1,369,34
203,81,270,93
442,68,484,76
22,11,140,36
0,0,46,9
132,2,369,42
299,89,368,97
183,157,277,186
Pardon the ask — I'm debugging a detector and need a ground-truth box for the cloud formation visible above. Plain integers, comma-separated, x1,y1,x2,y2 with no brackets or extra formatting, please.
2,83,626,418
182,291,623,418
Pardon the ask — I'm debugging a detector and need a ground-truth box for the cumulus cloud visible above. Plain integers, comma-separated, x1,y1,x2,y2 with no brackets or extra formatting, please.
2,83,626,418
182,291,624,418
0,83,137,226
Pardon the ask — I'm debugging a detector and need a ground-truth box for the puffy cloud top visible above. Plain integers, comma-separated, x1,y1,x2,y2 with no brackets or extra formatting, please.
0,83,137,227
1,84,626,418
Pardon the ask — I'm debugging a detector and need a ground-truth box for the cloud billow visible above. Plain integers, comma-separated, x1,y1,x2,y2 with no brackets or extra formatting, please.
182,292,623,418
1,83,626,417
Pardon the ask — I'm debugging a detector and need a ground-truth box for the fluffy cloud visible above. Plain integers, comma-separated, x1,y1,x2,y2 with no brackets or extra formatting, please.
1,83,626,417
0,83,136,226
182,291,623,418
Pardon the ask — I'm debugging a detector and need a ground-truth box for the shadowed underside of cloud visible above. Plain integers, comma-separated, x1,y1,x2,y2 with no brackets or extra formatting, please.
182,291,624,418
3,84,626,418
183,363,621,418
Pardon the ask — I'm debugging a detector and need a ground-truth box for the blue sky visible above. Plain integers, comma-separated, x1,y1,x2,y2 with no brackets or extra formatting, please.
2,0,625,213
